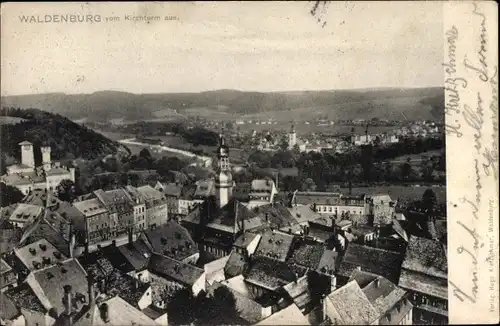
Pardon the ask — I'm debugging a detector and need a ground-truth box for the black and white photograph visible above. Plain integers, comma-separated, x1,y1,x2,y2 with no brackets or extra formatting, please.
0,1,498,326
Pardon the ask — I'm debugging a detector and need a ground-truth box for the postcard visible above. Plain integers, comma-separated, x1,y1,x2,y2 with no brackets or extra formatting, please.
0,1,498,325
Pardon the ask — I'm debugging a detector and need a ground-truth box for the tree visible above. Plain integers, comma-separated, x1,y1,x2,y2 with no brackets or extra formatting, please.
422,188,437,213
56,179,76,202
166,288,198,325
198,286,241,325
278,136,289,151
302,178,317,191
0,184,24,207
139,148,152,160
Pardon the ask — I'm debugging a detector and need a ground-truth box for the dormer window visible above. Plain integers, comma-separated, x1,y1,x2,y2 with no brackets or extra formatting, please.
39,244,47,251
29,248,37,256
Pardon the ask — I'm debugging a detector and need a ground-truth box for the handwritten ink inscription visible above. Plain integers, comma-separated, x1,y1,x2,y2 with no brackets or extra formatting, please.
446,2,499,308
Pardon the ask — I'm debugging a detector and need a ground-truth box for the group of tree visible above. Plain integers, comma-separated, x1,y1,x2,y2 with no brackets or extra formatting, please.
166,286,246,326
244,135,445,189
1,107,126,165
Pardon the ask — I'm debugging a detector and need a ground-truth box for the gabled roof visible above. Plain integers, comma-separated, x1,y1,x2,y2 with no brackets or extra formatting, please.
392,219,408,242
224,251,247,279
156,182,183,198
349,270,407,318
398,269,447,300
14,238,67,271
255,203,299,229
142,221,198,261
254,303,309,325
326,280,379,325
254,230,295,262
401,236,447,279
147,253,204,287
27,258,88,313
19,212,71,256
317,250,338,275
338,243,403,284
244,256,307,291
4,282,46,314
287,239,325,269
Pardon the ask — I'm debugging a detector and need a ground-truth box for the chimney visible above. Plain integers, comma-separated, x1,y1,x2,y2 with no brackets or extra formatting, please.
275,173,279,191
63,285,73,325
265,213,269,223
87,272,95,306
84,241,89,256
375,278,380,288
100,303,110,323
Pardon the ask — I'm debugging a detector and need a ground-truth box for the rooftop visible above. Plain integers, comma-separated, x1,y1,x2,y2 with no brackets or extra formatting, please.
254,230,295,262
28,258,88,313
93,189,134,214
402,236,447,279
398,268,448,300
254,203,299,229
338,243,404,284
193,179,215,199
287,239,325,270
45,167,72,176
4,282,46,314
157,182,183,198
147,253,204,287
251,179,275,192
73,198,108,217
233,232,259,249
14,238,67,271
142,221,198,261
254,303,308,325
136,185,166,202
326,280,379,325
317,250,338,275
8,204,43,223
244,256,307,291
224,251,248,279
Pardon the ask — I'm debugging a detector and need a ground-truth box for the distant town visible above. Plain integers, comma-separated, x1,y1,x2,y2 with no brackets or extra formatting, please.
1,113,447,325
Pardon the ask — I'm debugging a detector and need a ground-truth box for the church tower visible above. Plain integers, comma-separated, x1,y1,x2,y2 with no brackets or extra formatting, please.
215,130,233,208
288,124,297,149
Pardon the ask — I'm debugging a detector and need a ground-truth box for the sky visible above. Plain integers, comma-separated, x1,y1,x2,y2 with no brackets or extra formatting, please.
1,1,444,96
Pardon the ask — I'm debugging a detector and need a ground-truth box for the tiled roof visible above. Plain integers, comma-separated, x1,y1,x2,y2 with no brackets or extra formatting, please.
185,198,262,235
254,203,299,229
193,179,215,199
224,251,247,278
93,189,134,214
142,221,198,261
45,167,72,176
254,230,295,262
349,270,407,318
28,258,88,313
0,228,22,253
401,236,447,279
287,206,322,222
398,269,447,300
73,198,108,217
147,253,204,287
233,232,259,249
115,239,152,271
317,250,338,275
8,204,43,223
287,239,325,269
255,303,308,325
326,280,379,325
338,244,404,284
157,182,183,198
293,192,342,206
137,185,165,201
69,296,159,326
19,214,72,257
282,275,313,311
14,238,67,271
244,256,307,291
106,273,150,308
0,291,20,320
4,282,46,314
251,179,275,192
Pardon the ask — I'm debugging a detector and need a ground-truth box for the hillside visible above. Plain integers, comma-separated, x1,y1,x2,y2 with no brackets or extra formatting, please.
1,87,444,122
0,107,129,168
